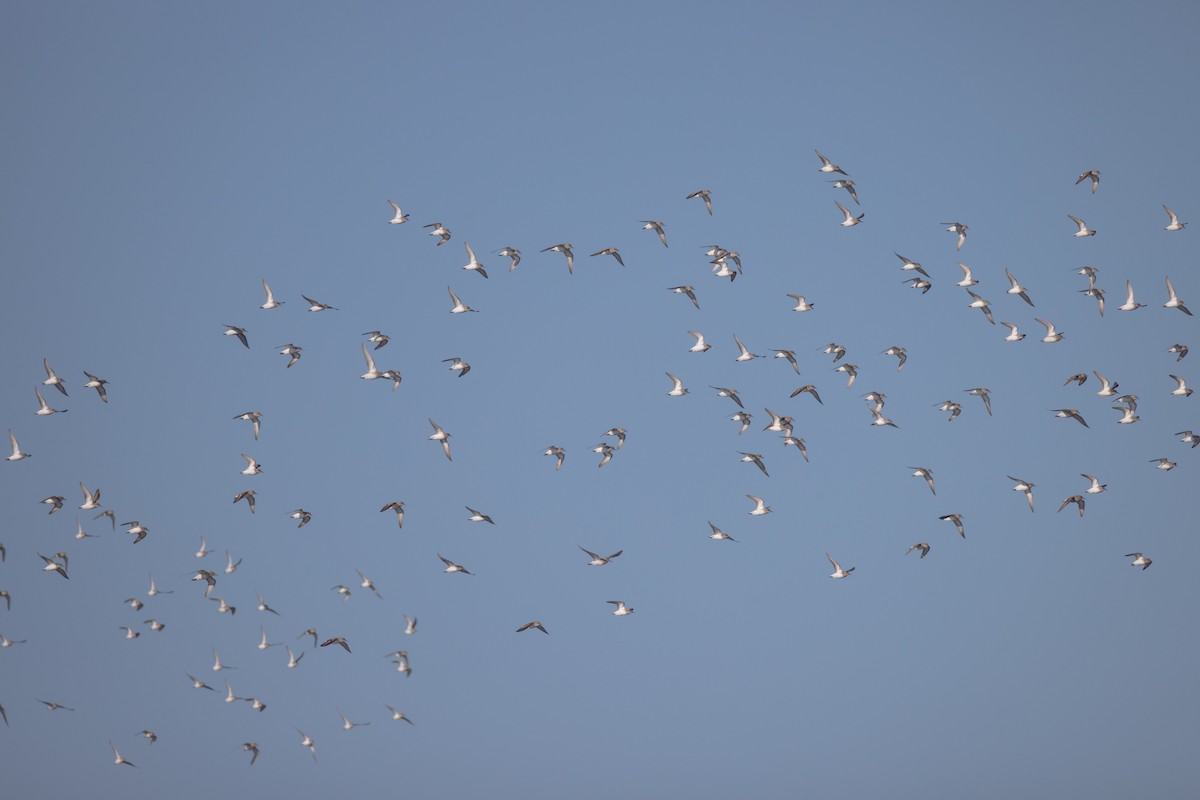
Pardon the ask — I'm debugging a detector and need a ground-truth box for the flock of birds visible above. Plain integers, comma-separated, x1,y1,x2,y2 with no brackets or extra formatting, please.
2,149,1194,769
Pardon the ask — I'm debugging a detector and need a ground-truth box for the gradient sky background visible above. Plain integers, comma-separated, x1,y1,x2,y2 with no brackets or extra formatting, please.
2,2,1197,797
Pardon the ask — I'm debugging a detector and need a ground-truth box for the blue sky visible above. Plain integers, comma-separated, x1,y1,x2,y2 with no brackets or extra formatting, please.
1,2,1197,797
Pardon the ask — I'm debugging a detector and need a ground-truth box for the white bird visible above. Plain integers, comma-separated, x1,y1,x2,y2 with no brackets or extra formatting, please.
212,647,234,672
6,429,30,461
579,546,622,566
240,454,262,475
74,518,97,540
1076,169,1101,193
404,614,418,634
1081,473,1107,494
942,222,968,251
686,331,711,353
386,706,415,724
1118,281,1146,312
447,285,477,314
1126,553,1153,570
640,220,668,248
707,521,736,542
78,483,101,510
260,278,284,309
956,262,978,287
787,293,814,312
1093,371,1119,397
668,285,700,309
1035,318,1065,343
815,149,847,175
424,221,451,245
732,335,759,362
835,200,864,227
210,596,236,615
427,220,453,245
1150,458,1176,471
187,673,215,691
146,575,171,597
119,626,140,640
1004,268,1035,306
665,372,689,397
82,371,109,402
746,494,771,516
339,711,371,731
608,600,635,616
761,408,791,434
1164,276,1192,315
122,520,149,543
110,741,137,768
437,553,471,575
42,359,68,395
1112,405,1140,425
194,537,211,558
256,591,280,615
465,506,495,524
966,290,995,324
33,387,66,416
869,408,899,428
461,242,488,279
541,243,575,273
289,508,311,528
257,626,279,650
894,253,929,278
1000,322,1025,342
427,419,453,461
298,730,317,762
1169,374,1193,397
1177,430,1199,449
827,553,854,579
386,199,408,224
730,411,752,435
1008,475,1036,512
1068,214,1096,237
224,550,242,574
1163,204,1186,232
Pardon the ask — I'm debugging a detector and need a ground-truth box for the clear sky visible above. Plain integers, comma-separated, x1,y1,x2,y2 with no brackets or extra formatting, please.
1,2,1197,797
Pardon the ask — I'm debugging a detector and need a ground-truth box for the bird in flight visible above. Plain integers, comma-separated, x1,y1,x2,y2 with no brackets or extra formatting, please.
1075,169,1101,193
